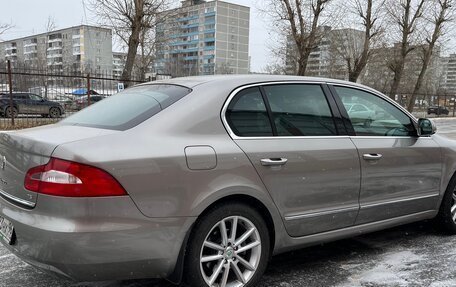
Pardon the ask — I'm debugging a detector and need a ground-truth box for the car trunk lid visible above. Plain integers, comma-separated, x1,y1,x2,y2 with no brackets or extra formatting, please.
0,125,118,208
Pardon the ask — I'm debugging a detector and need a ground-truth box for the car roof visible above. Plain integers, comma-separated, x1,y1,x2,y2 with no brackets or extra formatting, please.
139,74,375,92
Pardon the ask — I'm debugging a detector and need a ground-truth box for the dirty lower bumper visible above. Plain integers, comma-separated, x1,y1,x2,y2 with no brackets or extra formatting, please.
0,193,196,281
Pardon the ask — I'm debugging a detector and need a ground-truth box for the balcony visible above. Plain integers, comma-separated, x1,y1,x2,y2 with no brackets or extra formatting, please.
181,23,199,29
47,46,63,51
169,40,200,47
177,15,199,22
170,47,199,54
47,53,63,59
184,56,199,61
48,38,62,44
23,43,37,48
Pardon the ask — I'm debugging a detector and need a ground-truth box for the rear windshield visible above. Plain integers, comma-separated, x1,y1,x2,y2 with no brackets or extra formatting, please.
60,84,192,130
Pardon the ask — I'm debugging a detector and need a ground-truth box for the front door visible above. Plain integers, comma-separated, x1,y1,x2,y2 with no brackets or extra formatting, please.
28,94,47,115
225,84,361,237
331,85,442,225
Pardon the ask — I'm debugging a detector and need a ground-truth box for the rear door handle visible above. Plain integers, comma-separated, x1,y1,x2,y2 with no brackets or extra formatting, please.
363,153,383,160
261,158,288,166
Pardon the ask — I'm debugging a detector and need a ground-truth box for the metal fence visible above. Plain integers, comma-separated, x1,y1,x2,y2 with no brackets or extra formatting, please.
0,61,146,130
1,61,455,130
392,94,456,118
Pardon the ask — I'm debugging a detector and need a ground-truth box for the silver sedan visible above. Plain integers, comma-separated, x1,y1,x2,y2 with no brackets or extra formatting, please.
0,75,455,287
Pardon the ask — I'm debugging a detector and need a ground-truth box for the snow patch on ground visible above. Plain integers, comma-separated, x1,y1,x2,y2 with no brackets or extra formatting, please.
429,280,456,287
337,250,424,287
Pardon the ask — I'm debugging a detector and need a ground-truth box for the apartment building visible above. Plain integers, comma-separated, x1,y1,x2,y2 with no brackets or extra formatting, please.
113,52,127,79
155,0,250,76
440,54,456,94
0,25,113,75
285,26,365,80
363,43,442,97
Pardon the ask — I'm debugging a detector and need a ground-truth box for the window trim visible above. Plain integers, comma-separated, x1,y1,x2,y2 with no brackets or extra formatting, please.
329,84,419,138
221,81,344,139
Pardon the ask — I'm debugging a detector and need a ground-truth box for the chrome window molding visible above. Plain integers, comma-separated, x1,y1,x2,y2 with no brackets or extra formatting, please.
330,83,419,124
221,81,423,140
221,81,338,140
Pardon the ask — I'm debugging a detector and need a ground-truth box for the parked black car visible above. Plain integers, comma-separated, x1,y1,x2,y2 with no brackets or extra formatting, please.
0,92,65,118
427,105,449,115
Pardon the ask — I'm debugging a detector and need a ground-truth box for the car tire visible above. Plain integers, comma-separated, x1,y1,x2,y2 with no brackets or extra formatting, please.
437,175,456,234
49,107,61,118
185,202,270,287
5,106,18,118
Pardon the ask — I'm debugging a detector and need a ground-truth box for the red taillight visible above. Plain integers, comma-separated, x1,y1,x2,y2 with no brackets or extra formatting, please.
24,158,127,197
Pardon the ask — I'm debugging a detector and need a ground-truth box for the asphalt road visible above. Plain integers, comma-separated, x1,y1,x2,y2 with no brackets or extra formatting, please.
2,118,456,287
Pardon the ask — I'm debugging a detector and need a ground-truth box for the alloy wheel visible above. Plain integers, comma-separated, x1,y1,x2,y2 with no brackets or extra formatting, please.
199,216,262,287
49,108,60,118
451,190,456,224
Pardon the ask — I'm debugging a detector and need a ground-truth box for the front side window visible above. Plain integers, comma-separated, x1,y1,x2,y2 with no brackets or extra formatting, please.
334,86,416,137
226,87,273,137
29,94,42,101
263,84,337,136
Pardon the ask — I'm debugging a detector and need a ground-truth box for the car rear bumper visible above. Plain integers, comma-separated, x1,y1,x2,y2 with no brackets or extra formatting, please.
0,194,196,281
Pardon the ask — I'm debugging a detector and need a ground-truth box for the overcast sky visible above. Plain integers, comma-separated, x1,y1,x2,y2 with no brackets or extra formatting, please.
0,0,272,73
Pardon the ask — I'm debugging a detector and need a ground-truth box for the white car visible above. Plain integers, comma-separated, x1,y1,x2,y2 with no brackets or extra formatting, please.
345,103,376,126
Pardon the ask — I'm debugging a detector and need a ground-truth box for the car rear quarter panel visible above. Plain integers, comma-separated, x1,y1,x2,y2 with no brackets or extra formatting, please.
51,83,286,248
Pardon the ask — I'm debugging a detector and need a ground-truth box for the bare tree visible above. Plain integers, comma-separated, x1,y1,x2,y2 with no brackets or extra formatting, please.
90,0,169,82
344,0,384,82
264,0,334,76
0,22,13,39
387,0,427,99
135,27,157,81
407,0,454,112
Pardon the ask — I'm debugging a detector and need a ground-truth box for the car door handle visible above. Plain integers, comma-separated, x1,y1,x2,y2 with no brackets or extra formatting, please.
363,153,383,160
260,158,288,166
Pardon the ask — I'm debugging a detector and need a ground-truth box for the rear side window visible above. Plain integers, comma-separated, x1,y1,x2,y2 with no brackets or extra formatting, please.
61,85,192,130
226,87,273,137
263,84,337,136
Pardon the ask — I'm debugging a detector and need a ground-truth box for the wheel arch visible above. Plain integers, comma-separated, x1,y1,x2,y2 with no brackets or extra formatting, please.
167,193,278,285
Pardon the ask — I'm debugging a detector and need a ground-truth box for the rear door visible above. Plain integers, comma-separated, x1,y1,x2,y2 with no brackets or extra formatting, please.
330,85,441,224
15,94,30,113
224,83,361,237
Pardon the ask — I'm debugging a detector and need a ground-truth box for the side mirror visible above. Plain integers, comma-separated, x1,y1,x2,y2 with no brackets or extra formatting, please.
418,118,436,136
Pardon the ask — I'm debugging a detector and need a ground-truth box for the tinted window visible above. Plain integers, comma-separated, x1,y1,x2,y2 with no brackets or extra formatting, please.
13,94,28,100
61,85,192,130
29,94,42,101
226,87,273,137
263,84,337,136
334,86,416,137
